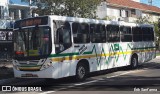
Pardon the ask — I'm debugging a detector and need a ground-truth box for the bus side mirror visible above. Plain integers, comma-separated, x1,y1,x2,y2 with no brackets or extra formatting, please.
158,19,160,28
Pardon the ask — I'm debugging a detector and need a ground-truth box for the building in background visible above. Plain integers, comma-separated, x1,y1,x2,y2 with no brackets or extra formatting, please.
0,0,36,29
97,0,160,23
0,0,36,60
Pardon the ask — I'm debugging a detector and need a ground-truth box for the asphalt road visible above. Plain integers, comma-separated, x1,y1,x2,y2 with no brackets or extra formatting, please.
0,56,160,94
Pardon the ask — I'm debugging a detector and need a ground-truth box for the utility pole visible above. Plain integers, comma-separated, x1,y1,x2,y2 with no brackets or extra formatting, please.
29,0,32,17
148,0,153,5
158,18,160,51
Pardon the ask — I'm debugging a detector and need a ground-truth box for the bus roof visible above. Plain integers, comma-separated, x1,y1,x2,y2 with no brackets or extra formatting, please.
47,15,153,27
15,15,154,28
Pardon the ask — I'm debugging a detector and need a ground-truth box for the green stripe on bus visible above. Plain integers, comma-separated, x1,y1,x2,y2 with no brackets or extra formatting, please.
131,47,156,50
49,46,156,58
49,45,96,57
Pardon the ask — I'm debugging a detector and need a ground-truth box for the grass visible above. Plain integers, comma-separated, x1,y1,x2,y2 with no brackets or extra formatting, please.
156,53,160,56
156,50,160,56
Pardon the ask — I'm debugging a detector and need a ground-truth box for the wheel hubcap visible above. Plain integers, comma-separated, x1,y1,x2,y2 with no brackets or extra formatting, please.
133,58,137,67
78,66,85,79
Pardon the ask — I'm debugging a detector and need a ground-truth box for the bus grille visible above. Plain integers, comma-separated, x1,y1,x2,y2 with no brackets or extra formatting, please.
18,65,41,71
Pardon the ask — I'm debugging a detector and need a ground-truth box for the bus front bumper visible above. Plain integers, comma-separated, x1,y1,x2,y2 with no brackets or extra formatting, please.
13,66,59,79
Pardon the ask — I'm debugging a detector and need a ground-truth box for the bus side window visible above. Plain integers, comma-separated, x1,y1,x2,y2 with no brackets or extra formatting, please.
72,23,79,43
55,21,72,53
90,24,106,43
53,21,58,44
60,22,71,44
132,27,142,42
72,22,90,43
106,25,120,42
120,26,132,42
150,28,154,41
143,27,154,41
142,27,151,41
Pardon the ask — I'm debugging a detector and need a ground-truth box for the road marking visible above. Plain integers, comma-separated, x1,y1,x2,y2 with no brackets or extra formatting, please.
106,71,134,78
40,91,55,94
39,69,145,94
106,69,147,78
74,79,102,86
142,64,160,70
3,59,160,94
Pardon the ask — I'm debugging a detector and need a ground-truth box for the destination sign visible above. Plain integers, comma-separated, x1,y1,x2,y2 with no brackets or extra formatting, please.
14,16,48,28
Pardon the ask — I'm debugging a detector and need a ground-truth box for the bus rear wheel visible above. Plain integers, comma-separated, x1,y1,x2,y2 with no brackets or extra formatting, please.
75,63,88,81
130,55,138,69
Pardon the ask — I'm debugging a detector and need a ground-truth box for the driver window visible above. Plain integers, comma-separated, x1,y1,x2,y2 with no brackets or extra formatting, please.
57,22,71,44
54,21,72,53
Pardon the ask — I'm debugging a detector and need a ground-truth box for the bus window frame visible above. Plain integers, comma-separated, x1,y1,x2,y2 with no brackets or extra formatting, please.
90,24,106,43
120,26,132,42
132,26,143,42
72,22,90,44
53,20,72,54
142,27,154,41
106,24,120,42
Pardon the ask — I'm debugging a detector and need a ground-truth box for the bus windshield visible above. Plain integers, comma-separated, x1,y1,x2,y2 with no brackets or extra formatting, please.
14,26,51,59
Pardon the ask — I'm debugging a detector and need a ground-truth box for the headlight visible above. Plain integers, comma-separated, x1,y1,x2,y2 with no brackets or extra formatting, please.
12,60,19,70
40,59,52,70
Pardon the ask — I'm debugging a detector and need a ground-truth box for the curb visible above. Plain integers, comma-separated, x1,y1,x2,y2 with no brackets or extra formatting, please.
156,56,160,58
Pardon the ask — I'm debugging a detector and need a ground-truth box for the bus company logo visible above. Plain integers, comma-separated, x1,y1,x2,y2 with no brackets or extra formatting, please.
1,86,42,92
2,86,11,91
79,45,87,54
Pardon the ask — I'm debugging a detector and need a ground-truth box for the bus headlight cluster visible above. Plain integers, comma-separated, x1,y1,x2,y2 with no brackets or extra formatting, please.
13,60,20,70
41,61,52,70
14,65,19,70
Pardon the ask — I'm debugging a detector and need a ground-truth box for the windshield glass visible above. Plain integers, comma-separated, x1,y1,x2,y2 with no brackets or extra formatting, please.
14,26,51,59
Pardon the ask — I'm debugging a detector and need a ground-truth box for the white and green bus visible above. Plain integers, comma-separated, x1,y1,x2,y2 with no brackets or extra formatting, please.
13,15,156,81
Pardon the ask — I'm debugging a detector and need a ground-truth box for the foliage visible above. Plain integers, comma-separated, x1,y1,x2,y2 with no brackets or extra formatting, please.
134,16,160,50
154,21,160,50
154,21,160,38
135,16,152,24
156,52,160,56
102,16,116,21
22,0,101,18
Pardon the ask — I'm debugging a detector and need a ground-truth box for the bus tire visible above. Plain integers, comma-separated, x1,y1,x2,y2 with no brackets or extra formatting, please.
75,63,88,81
45,78,55,82
130,55,138,69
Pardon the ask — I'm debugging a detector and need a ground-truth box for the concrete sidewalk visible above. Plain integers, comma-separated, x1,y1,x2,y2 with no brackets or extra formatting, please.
0,60,13,80
0,60,12,68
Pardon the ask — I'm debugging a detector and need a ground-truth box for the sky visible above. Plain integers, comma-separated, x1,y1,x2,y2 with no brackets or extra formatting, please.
140,0,160,7
9,0,28,5
10,0,160,8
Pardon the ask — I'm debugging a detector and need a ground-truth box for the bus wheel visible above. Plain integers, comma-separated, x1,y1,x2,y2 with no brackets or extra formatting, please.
130,55,138,69
76,63,88,81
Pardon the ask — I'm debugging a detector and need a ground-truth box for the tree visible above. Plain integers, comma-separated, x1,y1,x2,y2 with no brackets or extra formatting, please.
21,0,37,5
154,21,160,50
102,16,116,21
22,0,101,18
135,16,152,24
